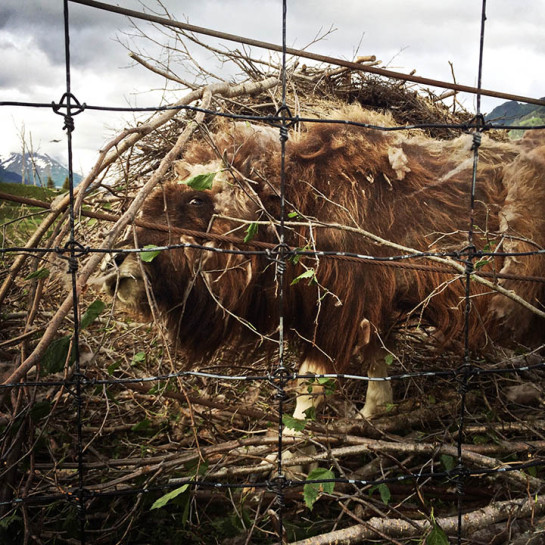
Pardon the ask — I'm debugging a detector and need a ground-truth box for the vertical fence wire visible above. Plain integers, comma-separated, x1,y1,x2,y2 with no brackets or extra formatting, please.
457,2,487,541
273,1,290,537
61,0,87,542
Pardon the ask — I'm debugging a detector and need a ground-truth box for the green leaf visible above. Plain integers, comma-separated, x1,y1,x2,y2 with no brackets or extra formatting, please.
181,172,216,190
426,521,449,545
0,512,21,531
41,335,74,375
377,483,391,505
107,361,121,375
80,299,106,329
317,377,336,396
304,468,335,510
282,414,306,432
131,419,151,432
147,382,163,395
150,484,190,510
140,245,161,262
24,268,50,281
131,351,146,366
291,244,311,265
243,222,259,243
290,269,316,286
483,241,497,252
303,406,317,421
384,353,394,366
441,454,455,472
184,458,209,477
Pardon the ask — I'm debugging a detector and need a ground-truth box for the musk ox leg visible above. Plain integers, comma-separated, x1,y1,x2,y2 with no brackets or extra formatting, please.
261,359,326,478
291,358,328,423
360,356,393,419
267,358,328,478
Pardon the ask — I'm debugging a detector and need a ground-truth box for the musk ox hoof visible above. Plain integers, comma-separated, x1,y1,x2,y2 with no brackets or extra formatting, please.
359,376,394,419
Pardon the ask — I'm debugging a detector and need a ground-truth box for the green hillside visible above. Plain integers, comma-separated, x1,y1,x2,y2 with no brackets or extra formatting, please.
0,181,59,245
0,180,58,201
485,98,545,139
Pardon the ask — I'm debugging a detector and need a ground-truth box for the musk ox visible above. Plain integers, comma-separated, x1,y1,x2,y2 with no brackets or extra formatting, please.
104,105,545,420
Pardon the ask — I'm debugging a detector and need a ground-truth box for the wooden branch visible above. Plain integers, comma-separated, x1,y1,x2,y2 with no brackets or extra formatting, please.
290,494,545,544
0,211,60,306
308,219,545,320
129,51,197,89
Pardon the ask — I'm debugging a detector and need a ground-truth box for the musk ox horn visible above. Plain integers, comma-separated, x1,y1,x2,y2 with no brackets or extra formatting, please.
102,254,147,307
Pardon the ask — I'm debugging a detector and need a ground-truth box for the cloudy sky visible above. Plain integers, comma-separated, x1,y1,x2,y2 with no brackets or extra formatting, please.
1,0,543,174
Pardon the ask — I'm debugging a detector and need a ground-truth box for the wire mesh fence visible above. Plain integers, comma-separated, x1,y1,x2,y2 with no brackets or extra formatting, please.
1,1,545,544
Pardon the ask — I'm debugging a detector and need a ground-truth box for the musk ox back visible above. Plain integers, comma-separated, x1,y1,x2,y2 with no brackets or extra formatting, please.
104,105,545,418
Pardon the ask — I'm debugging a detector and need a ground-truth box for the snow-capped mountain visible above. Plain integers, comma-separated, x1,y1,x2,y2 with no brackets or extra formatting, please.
0,152,82,187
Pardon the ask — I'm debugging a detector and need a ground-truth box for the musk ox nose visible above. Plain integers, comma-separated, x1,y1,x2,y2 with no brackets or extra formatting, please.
102,253,147,306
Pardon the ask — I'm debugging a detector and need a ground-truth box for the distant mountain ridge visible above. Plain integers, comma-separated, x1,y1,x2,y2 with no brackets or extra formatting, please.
0,152,82,187
485,97,545,127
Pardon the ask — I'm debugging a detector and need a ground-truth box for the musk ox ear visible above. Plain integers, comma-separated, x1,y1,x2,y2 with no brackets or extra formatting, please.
388,146,411,180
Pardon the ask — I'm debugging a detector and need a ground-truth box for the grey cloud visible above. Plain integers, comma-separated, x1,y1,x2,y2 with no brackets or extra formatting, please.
1,0,139,69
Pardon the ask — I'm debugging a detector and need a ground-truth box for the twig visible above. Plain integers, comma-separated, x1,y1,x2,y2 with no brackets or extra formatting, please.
129,51,197,89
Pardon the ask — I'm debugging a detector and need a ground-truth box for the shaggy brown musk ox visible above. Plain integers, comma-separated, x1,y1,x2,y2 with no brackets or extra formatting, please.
104,105,545,420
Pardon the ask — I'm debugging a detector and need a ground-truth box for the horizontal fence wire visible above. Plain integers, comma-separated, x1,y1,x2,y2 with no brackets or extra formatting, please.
1,0,545,544
3,99,545,133
3,361,545,391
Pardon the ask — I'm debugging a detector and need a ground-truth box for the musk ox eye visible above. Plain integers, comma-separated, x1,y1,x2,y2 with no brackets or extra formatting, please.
188,197,205,206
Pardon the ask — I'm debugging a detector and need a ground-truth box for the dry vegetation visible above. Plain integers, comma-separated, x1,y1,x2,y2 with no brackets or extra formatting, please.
1,15,544,545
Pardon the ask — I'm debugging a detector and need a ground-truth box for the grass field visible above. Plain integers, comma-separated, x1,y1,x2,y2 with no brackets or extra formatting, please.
0,181,60,246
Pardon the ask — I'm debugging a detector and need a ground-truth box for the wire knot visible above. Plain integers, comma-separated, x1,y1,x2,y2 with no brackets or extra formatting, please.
266,475,289,506
270,105,298,141
471,132,483,151
52,93,86,133
64,115,76,133
456,363,474,394
457,245,479,275
266,243,292,279
63,241,89,257
270,366,293,400
57,241,89,273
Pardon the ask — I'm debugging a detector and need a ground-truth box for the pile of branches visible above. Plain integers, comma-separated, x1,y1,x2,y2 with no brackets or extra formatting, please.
1,18,544,545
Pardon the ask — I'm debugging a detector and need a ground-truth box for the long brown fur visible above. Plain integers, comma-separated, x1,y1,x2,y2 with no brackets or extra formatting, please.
106,105,545,374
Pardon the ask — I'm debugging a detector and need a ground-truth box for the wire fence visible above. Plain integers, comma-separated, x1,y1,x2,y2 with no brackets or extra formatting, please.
1,0,545,544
